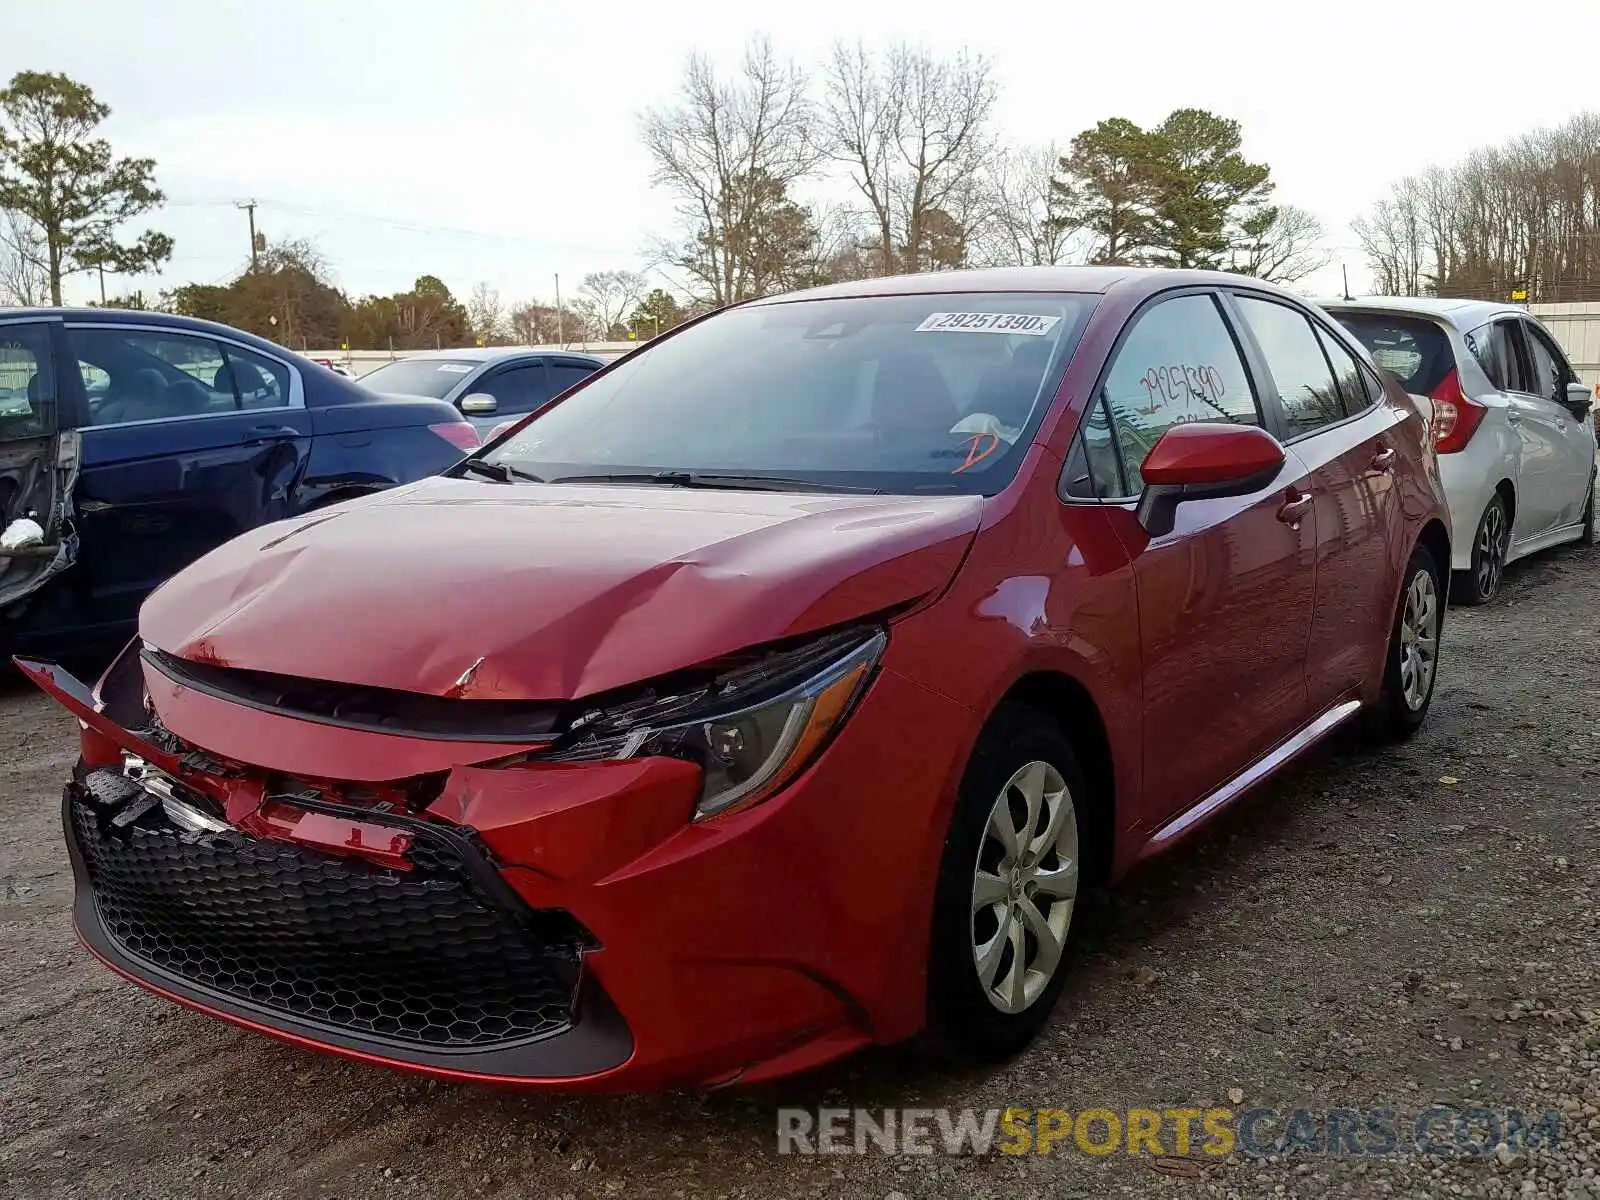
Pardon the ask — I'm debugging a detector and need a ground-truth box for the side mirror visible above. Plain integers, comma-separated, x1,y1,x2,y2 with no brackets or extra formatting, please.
460,393,497,415
1564,381,1593,421
1136,423,1287,537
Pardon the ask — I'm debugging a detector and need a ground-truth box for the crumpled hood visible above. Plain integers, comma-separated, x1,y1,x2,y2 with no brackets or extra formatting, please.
140,476,983,701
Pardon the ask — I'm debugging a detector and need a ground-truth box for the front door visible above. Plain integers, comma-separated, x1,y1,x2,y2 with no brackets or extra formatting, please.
66,323,312,628
1081,291,1316,829
1519,319,1596,530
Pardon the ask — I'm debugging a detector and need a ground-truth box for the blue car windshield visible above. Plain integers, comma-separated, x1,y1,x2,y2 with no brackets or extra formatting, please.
485,292,1095,494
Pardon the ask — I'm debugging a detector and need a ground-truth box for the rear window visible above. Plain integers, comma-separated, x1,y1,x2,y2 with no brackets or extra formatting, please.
1328,312,1453,396
358,358,477,399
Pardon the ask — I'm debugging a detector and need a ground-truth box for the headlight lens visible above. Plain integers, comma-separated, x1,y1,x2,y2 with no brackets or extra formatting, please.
544,629,886,819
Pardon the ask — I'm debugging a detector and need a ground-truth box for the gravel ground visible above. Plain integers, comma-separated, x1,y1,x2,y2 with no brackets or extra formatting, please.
3,543,1599,1200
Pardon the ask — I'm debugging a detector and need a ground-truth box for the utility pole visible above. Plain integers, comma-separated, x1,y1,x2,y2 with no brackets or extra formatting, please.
554,273,564,348
97,262,106,305
236,200,259,271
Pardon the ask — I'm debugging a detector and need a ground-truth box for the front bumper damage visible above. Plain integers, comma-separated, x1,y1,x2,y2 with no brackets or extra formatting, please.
20,641,977,1090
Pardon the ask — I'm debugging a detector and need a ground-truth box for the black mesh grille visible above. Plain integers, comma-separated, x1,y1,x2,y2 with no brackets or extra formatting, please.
69,768,582,1049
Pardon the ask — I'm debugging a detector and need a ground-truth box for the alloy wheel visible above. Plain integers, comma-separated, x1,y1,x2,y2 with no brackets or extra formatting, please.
1398,568,1440,711
970,760,1078,1014
1476,503,1507,598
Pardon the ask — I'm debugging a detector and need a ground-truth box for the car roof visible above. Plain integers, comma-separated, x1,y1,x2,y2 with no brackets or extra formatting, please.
389,347,604,364
1315,295,1524,330
1,305,316,359
752,265,1306,304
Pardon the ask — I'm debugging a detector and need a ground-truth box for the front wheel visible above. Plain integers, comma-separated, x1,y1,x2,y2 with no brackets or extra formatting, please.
925,705,1085,1061
1453,494,1508,606
1369,544,1443,741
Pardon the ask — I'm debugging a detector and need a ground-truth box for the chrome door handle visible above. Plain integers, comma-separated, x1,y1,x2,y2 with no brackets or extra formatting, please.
1371,446,1397,471
1277,490,1313,526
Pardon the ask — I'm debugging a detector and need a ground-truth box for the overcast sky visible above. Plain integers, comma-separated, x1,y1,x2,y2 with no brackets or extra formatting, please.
12,0,1599,308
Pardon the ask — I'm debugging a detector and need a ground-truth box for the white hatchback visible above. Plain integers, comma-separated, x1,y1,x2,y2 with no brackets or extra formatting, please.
1322,298,1596,604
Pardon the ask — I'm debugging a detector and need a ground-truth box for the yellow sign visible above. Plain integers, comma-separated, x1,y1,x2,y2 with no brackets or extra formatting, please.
1511,288,1528,302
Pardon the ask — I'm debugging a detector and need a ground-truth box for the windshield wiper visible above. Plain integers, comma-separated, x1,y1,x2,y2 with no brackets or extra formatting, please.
459,457,544,484
547,470,879,494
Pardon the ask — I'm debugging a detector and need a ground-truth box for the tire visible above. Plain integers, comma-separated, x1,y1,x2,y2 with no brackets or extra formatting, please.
1453,493,1508,606
1369,543,1444,741
924,704,1087,1061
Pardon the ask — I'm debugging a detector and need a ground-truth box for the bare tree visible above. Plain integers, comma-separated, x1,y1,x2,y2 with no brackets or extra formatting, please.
1230,204,1329,285
573,270,646,338
467,282,507,345
1353,179,1428,296
509,300,590,345
640,37,825,306
1353,113,1600,301
823,42,998,275
0,209,47,305
974,143,1081,267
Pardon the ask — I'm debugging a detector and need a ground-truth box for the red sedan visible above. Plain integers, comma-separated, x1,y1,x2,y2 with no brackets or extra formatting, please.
23,267,1449,1091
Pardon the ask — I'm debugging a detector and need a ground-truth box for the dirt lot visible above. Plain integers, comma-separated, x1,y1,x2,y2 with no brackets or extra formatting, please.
3,545,1600,1200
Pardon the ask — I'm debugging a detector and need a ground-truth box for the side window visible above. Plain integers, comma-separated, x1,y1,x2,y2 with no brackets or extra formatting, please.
69,328,239,426
479,365,555,415
1464,321,1522,393
1522,322,1572,404
549,361,599,396
1097,294,1259,494
1313,325,1375,416
0,322,55,439
220,344,291,409
1235,297,1345,438
1062,393,1126,499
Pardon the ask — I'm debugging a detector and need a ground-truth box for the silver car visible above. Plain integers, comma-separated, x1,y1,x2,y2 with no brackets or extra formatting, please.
356,348,605,435
1321,298,1596,604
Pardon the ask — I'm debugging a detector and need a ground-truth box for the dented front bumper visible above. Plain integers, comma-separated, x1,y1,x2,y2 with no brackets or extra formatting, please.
20,641,977,1090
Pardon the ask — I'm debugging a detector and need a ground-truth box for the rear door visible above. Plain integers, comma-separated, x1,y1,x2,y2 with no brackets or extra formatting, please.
1517,318,1595,530
547,357,602,399
1068,290,1316,829
1229,293,1405,712
67,322,313,625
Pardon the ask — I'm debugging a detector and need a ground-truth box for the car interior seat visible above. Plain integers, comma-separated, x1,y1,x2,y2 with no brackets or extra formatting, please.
870,347,960,441
96,368,171,425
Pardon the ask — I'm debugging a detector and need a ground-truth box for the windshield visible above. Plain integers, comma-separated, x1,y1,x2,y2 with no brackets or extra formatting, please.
484,292,1094,495
358,358,478,399
1329,312,1454,396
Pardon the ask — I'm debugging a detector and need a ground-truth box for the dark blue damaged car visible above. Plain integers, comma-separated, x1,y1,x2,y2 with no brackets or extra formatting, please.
0,308,477,658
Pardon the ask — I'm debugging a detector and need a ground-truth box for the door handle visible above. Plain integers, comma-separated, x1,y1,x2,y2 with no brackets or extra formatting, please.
242,424,299,445
1276,489,1313,527
1371,446,1397,472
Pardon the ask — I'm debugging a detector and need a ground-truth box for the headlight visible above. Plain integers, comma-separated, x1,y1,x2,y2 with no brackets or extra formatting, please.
543,628,886,819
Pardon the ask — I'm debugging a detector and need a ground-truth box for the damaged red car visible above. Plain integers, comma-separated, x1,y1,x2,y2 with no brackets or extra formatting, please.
24,268,1450,1091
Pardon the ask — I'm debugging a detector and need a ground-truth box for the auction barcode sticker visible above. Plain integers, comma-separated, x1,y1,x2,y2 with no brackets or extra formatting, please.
916,312,1060,336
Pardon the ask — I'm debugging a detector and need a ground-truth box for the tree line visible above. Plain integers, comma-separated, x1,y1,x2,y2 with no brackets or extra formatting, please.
1353,112,1600,303
639,37,1329,307
4,59,1599,350
0,70,676,347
